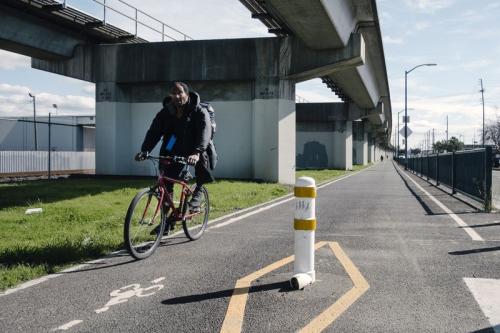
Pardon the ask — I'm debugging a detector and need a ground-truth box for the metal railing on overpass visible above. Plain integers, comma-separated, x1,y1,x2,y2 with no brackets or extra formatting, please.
14,0,193,42
395,148,493,211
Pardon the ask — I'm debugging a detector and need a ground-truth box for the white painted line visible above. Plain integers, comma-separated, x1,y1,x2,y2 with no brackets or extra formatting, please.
209,167,372,231
52,320,83,331
0,274,62,297
0,259,107,298
464,278,500,333
395,164,484,241
151,277,165,283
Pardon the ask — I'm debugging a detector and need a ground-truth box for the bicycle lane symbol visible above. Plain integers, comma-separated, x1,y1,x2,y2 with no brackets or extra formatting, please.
95,277,165,313
52,277,165,331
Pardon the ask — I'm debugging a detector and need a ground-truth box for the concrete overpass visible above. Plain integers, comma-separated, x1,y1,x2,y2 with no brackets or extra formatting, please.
0,0,392,184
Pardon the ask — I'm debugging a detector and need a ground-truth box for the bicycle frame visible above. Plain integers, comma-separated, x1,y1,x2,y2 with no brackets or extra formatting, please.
140,156,199,227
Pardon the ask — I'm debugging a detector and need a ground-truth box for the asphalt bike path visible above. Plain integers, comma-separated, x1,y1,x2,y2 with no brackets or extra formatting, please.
1,161,499,332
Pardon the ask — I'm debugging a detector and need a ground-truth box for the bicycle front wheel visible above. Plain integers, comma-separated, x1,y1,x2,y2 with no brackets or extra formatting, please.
124,188,166,259
182,185,209,240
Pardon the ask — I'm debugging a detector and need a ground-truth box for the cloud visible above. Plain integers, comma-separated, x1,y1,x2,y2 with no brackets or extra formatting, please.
405,0,454,12
415,21,431,31
104,0,269,41
383,36,404,44
462,59,495,71
393,88,500,147
82,84,95,95
0,83,94,117
296,78,341,103
0,50,30,70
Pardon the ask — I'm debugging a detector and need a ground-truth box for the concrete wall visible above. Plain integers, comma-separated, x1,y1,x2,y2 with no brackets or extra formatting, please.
296,131,334,169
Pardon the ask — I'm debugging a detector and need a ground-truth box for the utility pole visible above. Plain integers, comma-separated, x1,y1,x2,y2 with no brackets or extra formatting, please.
446,115,449,142
480,78,485,147
432,128,435,151
28,92,37,151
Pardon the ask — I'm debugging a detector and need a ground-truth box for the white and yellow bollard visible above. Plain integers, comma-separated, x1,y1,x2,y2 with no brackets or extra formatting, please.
290,176,316,290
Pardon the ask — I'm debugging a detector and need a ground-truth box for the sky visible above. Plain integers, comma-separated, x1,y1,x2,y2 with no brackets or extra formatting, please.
0,0,499,150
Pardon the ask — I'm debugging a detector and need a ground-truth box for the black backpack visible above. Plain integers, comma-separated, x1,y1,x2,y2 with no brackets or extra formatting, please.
199,102,217,169
200,101,216,139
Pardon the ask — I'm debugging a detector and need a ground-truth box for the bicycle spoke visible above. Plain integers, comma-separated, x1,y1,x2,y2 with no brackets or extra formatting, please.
125,189,165,259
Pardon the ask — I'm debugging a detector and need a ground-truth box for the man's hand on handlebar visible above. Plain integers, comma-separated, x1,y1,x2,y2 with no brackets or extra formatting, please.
187,153,199,165
135,151,148,161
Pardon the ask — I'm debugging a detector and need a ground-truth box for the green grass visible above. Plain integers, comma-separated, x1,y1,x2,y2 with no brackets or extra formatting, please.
0,165,368,290
296,164,366,184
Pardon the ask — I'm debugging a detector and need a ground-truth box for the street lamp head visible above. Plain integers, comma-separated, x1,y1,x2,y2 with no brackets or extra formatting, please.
28,92,33,98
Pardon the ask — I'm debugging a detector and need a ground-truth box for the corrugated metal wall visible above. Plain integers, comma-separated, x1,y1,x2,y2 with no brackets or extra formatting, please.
0,151,95,174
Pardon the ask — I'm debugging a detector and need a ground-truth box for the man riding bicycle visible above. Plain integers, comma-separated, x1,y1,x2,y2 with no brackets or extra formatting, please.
135,82,214,212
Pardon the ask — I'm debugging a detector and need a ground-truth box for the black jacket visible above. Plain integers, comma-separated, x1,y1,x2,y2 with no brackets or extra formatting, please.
141,91,212,157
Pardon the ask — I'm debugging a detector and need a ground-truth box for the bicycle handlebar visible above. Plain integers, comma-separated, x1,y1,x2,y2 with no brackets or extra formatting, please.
144,153,188,164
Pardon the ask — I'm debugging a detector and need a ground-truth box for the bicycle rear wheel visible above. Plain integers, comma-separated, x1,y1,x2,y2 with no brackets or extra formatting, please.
182,185,209,240
124,188,166,259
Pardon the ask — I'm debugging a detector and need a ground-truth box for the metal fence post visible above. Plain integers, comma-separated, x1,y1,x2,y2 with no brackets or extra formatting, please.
484,147,492,212
48,113,51,179
452,151,456,194
426,153,429,181
436,152,439,186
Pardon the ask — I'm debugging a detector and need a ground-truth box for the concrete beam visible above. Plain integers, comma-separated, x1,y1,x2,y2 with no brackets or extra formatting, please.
286,33,365,82
0,3,85,59
265,0,355,49
296,102,348,122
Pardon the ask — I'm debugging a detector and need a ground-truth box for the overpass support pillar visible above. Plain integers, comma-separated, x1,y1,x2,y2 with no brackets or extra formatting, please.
368,136,375,163
250,79,295,184
332,120,353,170
353,121,368,165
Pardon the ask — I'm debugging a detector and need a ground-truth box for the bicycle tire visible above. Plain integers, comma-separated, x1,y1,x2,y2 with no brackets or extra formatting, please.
182,185,209,240
124,188,166,259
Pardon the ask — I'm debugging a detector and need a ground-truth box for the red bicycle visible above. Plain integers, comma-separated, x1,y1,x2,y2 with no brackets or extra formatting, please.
124,154,210,259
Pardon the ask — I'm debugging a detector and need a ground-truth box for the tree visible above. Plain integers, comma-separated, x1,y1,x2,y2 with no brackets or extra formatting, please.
433,136,464,153
485,117,500,151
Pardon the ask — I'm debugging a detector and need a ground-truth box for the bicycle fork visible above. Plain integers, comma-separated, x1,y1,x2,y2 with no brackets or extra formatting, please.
141,188,165,226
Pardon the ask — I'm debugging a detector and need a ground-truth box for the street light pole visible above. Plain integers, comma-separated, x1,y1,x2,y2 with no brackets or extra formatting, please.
396,109,411,157
28,92,37,151
404,63,437,169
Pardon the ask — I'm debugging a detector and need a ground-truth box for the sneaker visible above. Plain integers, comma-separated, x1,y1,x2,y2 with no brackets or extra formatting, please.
150,223,168,236
188,187,203,212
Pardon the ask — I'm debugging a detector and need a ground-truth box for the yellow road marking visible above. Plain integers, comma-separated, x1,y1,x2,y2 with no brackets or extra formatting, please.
299,242,370,332
220,241,369,333
220,242,327,333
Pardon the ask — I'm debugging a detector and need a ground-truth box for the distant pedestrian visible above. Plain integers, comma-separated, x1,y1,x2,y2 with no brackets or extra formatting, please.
381,155,384,161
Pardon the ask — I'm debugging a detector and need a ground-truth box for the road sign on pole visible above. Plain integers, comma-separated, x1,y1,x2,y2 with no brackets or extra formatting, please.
399,126,413,137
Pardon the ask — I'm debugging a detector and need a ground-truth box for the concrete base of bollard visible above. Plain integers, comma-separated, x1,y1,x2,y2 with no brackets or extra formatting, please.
290,272,315,290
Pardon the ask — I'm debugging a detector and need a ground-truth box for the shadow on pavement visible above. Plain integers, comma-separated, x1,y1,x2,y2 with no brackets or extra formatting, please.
448,246,500,255
392,162,480,216
392,163,434,215
470,325,497,333
162,281,293,305
460,222,500,228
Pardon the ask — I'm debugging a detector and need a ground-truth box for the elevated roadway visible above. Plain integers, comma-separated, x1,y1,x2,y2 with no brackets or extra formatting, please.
0,0,392,183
